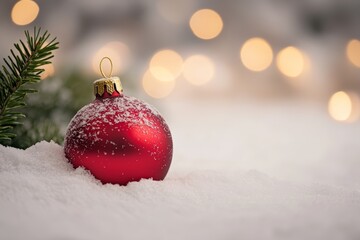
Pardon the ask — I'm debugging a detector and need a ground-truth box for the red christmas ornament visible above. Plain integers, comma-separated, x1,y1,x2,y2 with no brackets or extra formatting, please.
64,57,173,185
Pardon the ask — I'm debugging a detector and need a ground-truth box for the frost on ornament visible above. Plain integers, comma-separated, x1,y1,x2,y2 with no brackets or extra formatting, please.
64,63,173,185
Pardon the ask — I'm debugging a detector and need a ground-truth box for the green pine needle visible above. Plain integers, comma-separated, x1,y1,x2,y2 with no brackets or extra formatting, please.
0,27,59,146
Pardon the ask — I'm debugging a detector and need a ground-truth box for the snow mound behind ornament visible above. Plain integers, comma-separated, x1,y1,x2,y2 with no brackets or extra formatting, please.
64,58,173,185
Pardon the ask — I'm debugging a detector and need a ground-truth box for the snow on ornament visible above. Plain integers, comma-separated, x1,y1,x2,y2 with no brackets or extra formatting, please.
64,57,173,185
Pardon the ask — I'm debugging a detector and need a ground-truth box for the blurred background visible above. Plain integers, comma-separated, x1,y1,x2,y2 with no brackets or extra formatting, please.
1,0,360,187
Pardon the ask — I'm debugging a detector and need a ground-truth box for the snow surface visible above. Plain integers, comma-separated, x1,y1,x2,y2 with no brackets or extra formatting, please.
1,99,360,240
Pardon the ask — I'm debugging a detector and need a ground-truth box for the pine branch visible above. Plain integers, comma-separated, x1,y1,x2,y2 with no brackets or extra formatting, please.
0,28,59,145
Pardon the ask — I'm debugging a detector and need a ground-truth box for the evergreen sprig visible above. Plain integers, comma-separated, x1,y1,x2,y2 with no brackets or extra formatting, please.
0,28,59,145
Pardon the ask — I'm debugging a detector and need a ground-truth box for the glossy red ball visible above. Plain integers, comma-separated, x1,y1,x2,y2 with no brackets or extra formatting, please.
64,94,173,185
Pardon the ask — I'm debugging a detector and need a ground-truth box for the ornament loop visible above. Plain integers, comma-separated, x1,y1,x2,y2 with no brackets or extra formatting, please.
99,57,113,79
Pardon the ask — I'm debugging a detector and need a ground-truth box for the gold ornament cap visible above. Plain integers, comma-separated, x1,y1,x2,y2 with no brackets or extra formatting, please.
93,57,123,97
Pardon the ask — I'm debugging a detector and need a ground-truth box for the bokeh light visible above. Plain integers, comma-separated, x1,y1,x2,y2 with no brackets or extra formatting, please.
11,0,40,26
346,39,360,68
40,64,55,80
328,91,360,122
240,38,273,72
189,9,223,40
276,46,305,78
142,70,175,98
149,49,183,82
183,55,215,86
92,41,130,76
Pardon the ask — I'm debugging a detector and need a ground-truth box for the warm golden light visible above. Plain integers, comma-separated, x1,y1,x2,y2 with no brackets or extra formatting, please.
40,64,55,80
240,38,273,72
149,49,183,82
189,9,223,40
11,0,39,26
328,91,360,122
183,55,215,85
276,46,305,78
346,39,360,68
92,41,130,76
142,70,175,98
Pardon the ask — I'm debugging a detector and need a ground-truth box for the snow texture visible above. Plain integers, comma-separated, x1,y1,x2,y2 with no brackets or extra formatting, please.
1,100,360,240
71,96,161,129
65,96,161,149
